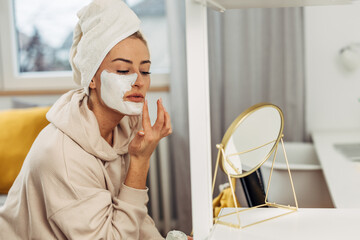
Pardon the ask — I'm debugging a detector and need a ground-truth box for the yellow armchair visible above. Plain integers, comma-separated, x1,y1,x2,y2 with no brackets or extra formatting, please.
0,107,50,194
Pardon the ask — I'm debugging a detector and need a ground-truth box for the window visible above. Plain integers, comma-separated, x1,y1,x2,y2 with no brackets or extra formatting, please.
0,0,170,91
128,0,170,74
14,0,91,73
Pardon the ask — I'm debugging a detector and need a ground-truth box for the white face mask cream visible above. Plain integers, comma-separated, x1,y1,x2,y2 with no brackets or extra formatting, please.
100,70,143,115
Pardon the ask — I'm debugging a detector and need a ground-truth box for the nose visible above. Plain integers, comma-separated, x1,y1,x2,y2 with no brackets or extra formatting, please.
133,71,144,88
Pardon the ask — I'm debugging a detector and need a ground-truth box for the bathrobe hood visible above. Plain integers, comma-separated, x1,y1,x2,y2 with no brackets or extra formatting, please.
46,89,142,161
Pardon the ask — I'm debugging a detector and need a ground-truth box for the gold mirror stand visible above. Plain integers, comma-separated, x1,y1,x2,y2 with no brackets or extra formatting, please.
212,137,299,229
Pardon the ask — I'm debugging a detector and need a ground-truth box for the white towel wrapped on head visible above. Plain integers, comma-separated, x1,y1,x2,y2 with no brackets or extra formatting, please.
70,0,141,95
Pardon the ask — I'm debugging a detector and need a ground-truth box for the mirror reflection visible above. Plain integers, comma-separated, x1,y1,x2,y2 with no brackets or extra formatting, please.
221,104,283,178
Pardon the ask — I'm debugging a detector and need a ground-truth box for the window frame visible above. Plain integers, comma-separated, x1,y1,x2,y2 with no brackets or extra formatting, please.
0,0,169,92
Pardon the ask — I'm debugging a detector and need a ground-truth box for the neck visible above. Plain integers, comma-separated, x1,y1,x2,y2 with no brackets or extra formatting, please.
88,90,124,146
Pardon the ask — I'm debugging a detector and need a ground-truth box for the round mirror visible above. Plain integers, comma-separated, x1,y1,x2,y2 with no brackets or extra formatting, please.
219,103,284,178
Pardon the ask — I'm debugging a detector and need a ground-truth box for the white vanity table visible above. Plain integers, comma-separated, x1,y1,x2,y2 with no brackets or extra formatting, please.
312,129,360,208
208,208,360,240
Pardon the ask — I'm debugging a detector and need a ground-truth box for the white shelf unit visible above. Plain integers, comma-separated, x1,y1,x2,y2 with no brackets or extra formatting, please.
185,0,358,239
194,0,354,11
185,1,213,240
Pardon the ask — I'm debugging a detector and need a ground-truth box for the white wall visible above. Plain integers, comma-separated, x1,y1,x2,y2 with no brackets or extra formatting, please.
305,5,360,137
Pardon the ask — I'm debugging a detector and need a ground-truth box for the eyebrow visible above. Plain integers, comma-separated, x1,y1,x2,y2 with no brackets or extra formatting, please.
111,58,151,64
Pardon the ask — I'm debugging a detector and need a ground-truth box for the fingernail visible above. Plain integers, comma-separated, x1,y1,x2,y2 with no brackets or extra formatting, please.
138,131,145,136
159,97,162,104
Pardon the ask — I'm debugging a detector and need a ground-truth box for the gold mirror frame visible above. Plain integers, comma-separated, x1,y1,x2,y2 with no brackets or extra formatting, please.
212,103,298,230
218,103,284,178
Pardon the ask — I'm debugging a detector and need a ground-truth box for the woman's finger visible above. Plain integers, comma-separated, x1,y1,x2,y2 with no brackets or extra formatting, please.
162,110,172,136
142,100,152,131
153,98,165,130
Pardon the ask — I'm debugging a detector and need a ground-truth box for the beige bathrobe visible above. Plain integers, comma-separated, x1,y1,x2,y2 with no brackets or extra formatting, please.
0,89,164,240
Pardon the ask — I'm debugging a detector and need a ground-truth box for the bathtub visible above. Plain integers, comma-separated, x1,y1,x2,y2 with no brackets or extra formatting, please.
261,142,334,208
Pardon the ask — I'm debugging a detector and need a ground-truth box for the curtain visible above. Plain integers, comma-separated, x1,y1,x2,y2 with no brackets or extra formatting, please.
208,7,305,196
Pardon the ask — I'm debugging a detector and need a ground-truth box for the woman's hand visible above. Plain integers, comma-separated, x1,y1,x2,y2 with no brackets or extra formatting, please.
125,98,172,189
129,98,171,160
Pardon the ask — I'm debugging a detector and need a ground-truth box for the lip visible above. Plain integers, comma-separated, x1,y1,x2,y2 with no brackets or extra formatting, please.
125,93,144,103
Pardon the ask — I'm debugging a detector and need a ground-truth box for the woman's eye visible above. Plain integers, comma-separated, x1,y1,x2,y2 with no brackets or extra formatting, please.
141,71,151,75
116,70,129,74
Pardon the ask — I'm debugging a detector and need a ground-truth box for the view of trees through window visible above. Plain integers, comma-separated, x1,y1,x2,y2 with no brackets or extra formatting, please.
14,0,169,73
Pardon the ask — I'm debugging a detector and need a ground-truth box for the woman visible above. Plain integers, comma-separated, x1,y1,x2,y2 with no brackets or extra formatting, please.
0,0,172,239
